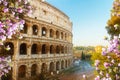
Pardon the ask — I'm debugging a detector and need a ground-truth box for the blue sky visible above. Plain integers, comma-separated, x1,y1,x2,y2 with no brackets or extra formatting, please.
46,0,113,46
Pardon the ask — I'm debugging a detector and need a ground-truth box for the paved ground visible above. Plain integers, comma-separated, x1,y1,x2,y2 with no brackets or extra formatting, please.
58,60,95,80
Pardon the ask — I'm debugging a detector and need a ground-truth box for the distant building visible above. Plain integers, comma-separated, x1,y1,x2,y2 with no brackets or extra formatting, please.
0,0,73,80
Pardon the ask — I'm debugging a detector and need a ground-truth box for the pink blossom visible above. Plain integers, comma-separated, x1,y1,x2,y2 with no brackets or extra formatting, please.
104,62,111,68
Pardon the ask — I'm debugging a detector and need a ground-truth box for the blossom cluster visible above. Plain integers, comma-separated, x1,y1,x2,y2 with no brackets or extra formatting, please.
0,56,11,77
94,36,120,80
0,0,32,45
112,0,120,16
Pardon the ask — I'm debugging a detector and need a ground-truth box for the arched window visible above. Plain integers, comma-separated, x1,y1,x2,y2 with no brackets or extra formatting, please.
56,31,60,39
61,32,63,39
20,23,27,33
42,27,47,37
20,43,27,55
4,42,14,56
65,60,67,68
61,46,64,54
65,46,67,53
56,46,60,54
18,65,26,78
42,44,46,54
41,63,47,73
49,62,54,72
31,44,37,54
61,60,64,69
50,45,54,54
31,64,37,76
50,29,54,38
56,61,60,70
32,25,38,35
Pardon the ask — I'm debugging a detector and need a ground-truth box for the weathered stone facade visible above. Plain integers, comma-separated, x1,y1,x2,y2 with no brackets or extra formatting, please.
2,0,73,80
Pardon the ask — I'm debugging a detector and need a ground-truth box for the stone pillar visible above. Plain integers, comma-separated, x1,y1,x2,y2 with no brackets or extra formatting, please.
28,23,32,36
12,62,18,80
27,43,31,58
46,62,49,73
13,40,19,60
38,25,42,37
37,63,41,75
47,28,50,38
26,64,31,80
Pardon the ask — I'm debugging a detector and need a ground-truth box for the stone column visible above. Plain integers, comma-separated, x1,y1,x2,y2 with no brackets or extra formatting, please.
38,24,42,37
12,62,18,80
27,43,31,58
47,28,50,38
13,40,19,60
26,64,31,80
28,23,32,36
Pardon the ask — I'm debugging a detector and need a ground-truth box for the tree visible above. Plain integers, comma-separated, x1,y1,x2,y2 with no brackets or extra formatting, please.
0,0,32,78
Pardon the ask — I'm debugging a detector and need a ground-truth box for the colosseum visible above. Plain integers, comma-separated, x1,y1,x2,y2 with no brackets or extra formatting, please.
1,0,73,80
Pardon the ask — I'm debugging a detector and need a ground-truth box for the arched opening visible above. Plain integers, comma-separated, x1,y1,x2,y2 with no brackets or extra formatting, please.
42,27,47,37
31,64,37,76
65,60,67,68
49,62,54,72
42,44,46,54
32,25,38,35
56,46,60,54
61,46,64,54
41,63,47,73
50,29,54,38
4,42,14,56
50,45,54,54
56,31,60,39
56,61,60,70
65,46,67,54
61,32,63,39
61,60,64,69
18,65,26,78
20,23,27,33
31,44,37,54
20,43,27,55
1,68,12,80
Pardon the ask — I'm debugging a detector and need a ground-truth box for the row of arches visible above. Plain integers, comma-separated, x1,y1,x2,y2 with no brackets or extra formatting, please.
18,60,71,78
1,42,71,56
21,23,69,40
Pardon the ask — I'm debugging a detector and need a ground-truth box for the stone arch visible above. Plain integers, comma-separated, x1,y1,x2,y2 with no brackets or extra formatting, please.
56,61,60,70
65,46,67,54
50,45,54,54
49,62,54,72
4,42,14,56
20,43,27,55
31,64,37,76
18,65,26,78
42,27,47,37
61,60,64,69
56,30,60,39
41,63,47,73
32,25,38,35
50,29,54,38
65,60,68,68
56,45,60,54
20,23,28,33
31,44,38,54
41,44,47,54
